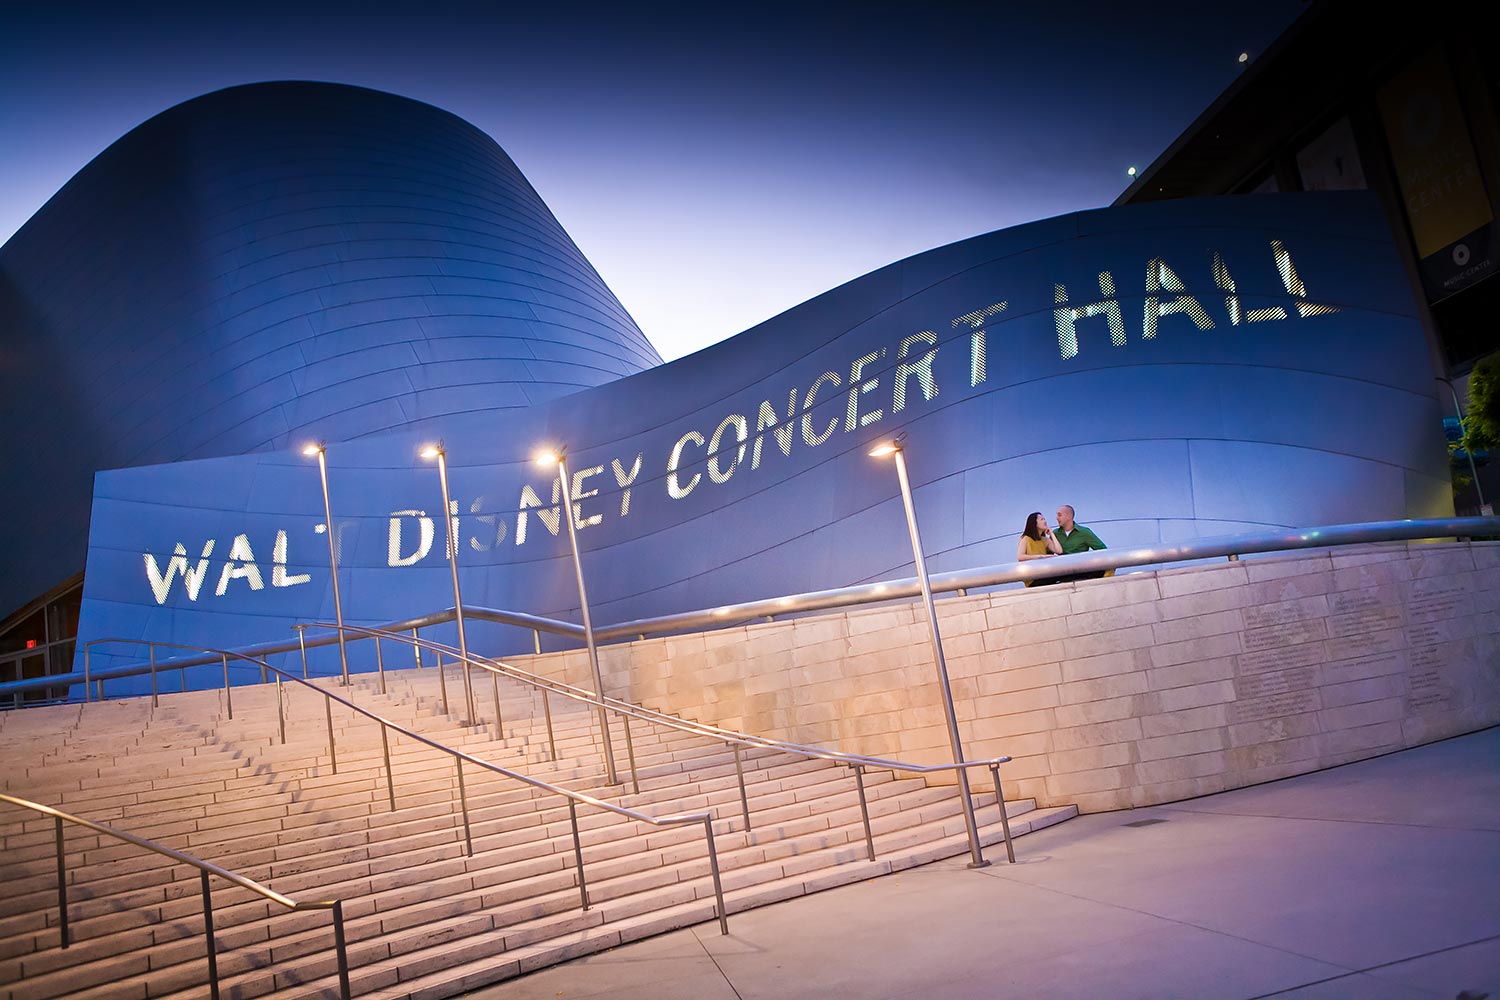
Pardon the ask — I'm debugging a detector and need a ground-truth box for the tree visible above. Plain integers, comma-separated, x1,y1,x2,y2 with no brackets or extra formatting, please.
1462,352,1500,454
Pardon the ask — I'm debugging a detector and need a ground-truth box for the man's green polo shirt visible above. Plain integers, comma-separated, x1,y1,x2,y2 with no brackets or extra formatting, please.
1057,525,1106,554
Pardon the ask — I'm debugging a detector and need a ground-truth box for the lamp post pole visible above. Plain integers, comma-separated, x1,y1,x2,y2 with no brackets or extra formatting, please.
305,443,350,686
548,450,619,786
424,442,477,725
875,436,987,868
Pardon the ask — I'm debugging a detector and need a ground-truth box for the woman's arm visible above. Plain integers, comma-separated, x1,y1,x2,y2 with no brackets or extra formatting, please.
1017,536,1053,561
1045,529,1063,555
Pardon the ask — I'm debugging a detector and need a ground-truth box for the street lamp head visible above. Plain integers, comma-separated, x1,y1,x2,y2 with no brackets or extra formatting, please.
301,442,324,456
868,432,908,458
533,446,565,467
419,443,443,460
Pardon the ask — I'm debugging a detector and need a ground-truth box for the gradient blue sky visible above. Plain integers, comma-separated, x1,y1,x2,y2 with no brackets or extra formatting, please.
0,1,1307,360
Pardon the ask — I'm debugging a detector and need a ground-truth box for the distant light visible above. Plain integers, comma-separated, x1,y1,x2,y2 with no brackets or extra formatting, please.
1238,51,1249,64
1127,166,1137,177
301,443,323,456
419,444,442,460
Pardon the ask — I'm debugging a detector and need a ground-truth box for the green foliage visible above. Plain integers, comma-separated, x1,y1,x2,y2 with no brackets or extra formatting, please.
1463,352,1500,453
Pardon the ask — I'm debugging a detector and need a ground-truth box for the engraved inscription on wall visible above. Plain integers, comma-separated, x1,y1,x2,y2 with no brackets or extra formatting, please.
1230,688,1321,724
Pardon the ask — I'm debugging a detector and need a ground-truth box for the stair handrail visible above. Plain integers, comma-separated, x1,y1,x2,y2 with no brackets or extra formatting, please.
73,636,732,937
310,621,1019,866
0,791,352,1000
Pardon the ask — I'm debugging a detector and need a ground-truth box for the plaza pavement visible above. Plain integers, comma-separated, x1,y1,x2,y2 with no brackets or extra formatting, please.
468,727,1500,1000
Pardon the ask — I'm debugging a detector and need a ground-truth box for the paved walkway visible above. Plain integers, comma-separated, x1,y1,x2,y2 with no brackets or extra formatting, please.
470,728,1500,1000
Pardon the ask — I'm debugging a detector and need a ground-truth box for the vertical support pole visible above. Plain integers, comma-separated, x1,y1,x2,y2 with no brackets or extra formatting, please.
313,446,351,686
258,656,267,685
990,763,1016,865
149,644,159,708
374,639,386,695
554,452,618,785
532,629,541,655
703,817,728,935
454,758,473,857
853,765,876,861
221,654,233,721
325,696,337,775
436,649,450,716
891,446,986,869
732,744,751,831
276,675,286,745
412,628,422,668
431,446,475,723
330,901,351,1000
543,688,557,761
54,816,69,949
567,799,589,910
200,872,220,1000
82,646,91,704
297,627,309,679
381,726,396,812
622,715,640,794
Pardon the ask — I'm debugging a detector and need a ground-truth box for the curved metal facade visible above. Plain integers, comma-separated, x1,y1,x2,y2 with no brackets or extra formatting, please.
0,82,659,618
70,186,1453,684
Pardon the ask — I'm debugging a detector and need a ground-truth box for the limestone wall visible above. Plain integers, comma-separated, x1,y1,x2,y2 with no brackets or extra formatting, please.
509,541,1500,813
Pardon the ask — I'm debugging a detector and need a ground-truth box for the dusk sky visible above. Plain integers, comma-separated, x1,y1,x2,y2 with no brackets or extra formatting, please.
0,1,1307,361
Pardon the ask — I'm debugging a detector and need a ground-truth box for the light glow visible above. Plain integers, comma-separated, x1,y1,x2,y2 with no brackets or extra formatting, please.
534,448,562,467
419,445,442,460
301,443,322,456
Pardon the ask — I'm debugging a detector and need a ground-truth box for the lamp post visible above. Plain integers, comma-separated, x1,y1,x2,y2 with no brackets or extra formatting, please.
420,441,477,725
1436,376,1489,515
535,446,619,785
869,433,987,868
302,443,350,686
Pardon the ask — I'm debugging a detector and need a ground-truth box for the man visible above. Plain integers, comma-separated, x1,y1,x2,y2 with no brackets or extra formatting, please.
1055,505,1112,580
1055,505,1106,555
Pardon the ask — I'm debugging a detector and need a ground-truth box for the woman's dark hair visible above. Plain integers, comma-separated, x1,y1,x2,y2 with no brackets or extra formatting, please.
1023,512,1045,540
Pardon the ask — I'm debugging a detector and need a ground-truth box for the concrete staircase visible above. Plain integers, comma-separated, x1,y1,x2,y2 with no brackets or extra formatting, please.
0,665,1076,1000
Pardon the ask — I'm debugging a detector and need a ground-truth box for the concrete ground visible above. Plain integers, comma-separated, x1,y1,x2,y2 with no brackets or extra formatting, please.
469,728,1500,1000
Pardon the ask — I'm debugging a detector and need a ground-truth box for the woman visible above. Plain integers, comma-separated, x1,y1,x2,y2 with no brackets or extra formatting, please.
1016,511,1062,587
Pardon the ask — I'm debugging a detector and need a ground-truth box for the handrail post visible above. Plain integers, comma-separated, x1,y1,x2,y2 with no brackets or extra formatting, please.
325,696,337,775
622,715,640,794
454,759,474,856
567,799,589,910
853,765,876,861
276,675,286,744
381,726,396,811
297,626,309,679
149,644,159,708
542,688,557,761
436,649,450,716
703,816,728,935
201,871,220,1000
221,654,233,720
258,655,267,685
82,645,91,704
331,901,351,1000
54,816,69,948
989,763,1016,865
490,665,503,740
732,744,751,831
532,628,541,655
374,638,386,695
412,628,422,668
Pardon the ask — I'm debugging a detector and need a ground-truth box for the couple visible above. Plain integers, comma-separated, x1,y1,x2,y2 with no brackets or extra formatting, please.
1016,505,1108,587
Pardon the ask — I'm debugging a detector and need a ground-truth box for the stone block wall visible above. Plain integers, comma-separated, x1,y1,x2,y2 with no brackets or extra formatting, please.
506,541,1500,813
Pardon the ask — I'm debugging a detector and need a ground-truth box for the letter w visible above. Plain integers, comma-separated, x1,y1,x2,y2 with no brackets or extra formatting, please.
144,540,216,605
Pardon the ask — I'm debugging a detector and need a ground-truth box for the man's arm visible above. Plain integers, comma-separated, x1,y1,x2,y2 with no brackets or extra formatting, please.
1084,526,1107,550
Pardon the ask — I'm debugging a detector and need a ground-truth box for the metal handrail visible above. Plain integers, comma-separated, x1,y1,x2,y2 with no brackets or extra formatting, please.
0,791,351,1000
72,637,733,935
22,516,1494,703
307,621,1019,865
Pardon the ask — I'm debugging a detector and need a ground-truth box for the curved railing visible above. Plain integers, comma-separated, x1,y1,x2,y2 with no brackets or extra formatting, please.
24,517,1493,704
65,637,734,935
0,792,351,1000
